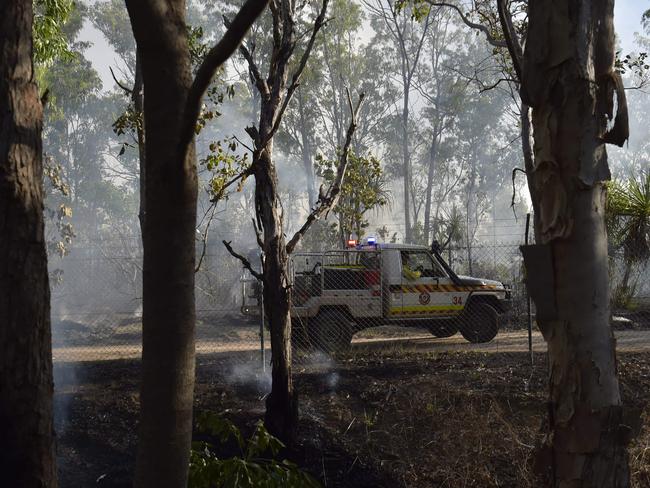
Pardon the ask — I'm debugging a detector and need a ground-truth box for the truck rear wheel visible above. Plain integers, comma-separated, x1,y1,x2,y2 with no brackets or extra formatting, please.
427,321,458,338
308,309,354,354
459,302,499,343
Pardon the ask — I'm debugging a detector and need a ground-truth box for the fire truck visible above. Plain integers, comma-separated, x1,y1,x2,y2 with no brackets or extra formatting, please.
242,238,511,353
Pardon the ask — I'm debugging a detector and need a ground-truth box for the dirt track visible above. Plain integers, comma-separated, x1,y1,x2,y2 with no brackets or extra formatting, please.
51,329,650,362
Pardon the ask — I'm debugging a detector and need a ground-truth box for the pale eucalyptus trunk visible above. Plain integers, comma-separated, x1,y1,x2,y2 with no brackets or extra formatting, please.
297,90,316,207
423,133,438,244
401,89,412,242
523,1,630,485
0,1,57,485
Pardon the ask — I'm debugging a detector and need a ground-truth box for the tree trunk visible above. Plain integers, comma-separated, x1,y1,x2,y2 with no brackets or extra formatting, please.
523,1,630,485
133,48,146,237
255,147,298,443
402,91,412,243
465,154,476,276
297,89,316,206
0,0,57,485
125,2,198,487
423,133,439,243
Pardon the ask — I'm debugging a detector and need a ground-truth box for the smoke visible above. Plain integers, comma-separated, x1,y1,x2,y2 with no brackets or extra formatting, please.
225,360,272,394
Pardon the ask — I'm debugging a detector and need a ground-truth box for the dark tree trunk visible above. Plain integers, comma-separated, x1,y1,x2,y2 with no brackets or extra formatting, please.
255,147,297,443
133,48,146,237
125,2,198,487
0,0,57,486
523,1,631,485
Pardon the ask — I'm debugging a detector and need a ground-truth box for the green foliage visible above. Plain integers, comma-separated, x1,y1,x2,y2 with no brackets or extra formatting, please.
33,0,75,66
607,172,650,308
189,412,321,488
615,51,650,81
43,158,75,260
202,139,250,202
300,220,340,251
315,151,389,241
43,156,75,286
188,25,210,71
607,172,650,261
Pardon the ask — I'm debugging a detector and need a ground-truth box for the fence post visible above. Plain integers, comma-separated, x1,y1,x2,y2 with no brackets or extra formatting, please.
525,213,533,366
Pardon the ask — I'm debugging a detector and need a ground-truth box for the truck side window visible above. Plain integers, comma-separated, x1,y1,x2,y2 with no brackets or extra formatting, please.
401,251,445,278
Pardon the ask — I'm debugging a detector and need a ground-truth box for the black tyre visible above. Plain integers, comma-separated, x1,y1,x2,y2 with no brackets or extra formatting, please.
459,302,499,343
427,321,458,338
308,309,354,354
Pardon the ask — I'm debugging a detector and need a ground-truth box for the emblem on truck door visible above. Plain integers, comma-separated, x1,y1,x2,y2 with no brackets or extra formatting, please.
419,291,431,305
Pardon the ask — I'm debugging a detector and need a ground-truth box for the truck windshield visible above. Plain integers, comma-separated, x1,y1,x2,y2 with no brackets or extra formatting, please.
401,250,446,278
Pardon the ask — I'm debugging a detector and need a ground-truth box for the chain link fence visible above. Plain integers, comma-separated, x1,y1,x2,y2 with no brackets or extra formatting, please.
49,232,650,365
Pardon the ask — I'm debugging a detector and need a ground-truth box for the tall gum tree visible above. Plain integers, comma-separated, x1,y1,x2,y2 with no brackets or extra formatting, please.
0,0,57,485
231,0,330,444
123,0,268,485
421,0,632,484
366,0,430,243
225,0,370,445
521,1,631,485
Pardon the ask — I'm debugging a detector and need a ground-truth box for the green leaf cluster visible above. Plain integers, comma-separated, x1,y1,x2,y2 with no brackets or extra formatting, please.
202,139,250,202
315,151,389,240
43,157,75,275
189,412,321,488
607,172,650,263
33,0,75,66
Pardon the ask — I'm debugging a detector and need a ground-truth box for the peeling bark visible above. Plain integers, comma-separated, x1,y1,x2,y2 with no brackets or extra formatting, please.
522,1,631,485
236,0,329,445
0,0,57,485
254,146,298,443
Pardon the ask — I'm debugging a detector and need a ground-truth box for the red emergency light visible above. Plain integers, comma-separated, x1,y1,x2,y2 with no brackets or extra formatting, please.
347,239,357,247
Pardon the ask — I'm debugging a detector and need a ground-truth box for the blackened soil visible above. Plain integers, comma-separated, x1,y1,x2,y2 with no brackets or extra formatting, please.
55,350,650,487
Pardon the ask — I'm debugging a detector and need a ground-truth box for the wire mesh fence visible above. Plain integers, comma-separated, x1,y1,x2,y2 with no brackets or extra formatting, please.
49,233,650,366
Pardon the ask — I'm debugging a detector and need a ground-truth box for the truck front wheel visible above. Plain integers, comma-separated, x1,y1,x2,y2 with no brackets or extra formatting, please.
308,309,354,354
459,302,499,343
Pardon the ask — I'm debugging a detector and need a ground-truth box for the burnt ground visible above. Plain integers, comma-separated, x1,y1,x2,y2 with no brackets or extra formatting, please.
55,349,650,488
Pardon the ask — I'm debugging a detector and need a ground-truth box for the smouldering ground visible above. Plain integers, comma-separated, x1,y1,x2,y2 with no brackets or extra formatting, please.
55,348,650,487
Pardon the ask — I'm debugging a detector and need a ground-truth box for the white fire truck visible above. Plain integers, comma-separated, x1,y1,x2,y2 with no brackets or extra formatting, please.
242,238,511,352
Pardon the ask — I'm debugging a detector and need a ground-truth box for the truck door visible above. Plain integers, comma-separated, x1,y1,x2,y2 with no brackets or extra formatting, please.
381,249,403,317
398,250,464,317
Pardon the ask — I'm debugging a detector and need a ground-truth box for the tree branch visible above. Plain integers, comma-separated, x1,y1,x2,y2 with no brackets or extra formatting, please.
179,0,270,157
110,66,133,94
427,1,507,48
209,168,252,203
223,240,263,280
265,0,330,144
496,0,523,82
252,217,264,248
285,91,365,254
195,201,218,273
230,24,270,99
